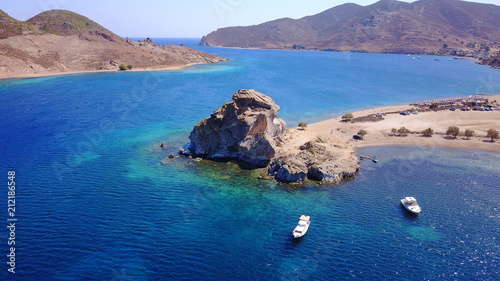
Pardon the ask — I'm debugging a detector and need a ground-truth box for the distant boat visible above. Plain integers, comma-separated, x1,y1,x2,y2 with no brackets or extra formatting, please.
401,197,421,215
412,57,415,60
372,158,378,163
293,215,310,238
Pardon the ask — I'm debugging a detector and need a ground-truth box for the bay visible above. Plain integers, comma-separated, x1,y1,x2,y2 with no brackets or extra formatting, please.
0,41,499,280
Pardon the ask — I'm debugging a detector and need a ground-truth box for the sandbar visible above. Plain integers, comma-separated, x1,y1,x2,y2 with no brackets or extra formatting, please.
288,95,500,153
0,63,202,80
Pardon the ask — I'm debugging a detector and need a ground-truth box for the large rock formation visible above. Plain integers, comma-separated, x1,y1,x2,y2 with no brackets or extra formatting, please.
180,89,360,184
269,139,359,184
180,89,287,167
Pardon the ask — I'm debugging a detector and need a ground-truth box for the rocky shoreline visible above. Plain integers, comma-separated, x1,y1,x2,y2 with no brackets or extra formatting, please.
179,89,360,184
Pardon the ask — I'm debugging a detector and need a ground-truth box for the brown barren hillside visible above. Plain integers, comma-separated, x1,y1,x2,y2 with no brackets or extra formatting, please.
200,0,500,56
0,9,227,79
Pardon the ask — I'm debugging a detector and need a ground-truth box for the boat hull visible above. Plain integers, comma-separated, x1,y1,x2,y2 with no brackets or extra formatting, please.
293,224,309,238
293,216,310,238
401,200,421,215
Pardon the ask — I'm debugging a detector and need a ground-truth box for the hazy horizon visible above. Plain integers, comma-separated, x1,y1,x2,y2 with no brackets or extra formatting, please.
3,0,500,38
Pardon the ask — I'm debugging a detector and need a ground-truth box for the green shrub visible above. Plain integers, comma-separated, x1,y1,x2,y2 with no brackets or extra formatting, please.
486,128,499,142
464,129,474,140
422,128,434,137
342,112,353,121
357,129,367,139
119,64,128,71
298,121,308,129
446,126,460,139
397,127,410,136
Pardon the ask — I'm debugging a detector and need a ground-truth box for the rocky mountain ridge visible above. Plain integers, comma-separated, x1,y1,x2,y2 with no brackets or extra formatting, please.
200,0,500,56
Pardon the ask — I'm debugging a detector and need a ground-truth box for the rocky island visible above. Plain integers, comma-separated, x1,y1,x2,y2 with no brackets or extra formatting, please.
180,89,359,184
0,9,227,79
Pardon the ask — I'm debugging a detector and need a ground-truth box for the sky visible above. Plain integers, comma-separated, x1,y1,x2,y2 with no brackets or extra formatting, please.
2,0,500,38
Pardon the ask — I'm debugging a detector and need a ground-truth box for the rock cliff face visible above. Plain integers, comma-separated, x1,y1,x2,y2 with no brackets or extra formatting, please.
181,89,287,167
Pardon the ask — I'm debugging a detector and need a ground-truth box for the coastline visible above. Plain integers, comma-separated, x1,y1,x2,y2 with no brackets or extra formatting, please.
0,62,211,81
201,44,486,62
288,95,500,153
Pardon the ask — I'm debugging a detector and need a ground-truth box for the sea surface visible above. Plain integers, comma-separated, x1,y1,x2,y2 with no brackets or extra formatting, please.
0,39,499,280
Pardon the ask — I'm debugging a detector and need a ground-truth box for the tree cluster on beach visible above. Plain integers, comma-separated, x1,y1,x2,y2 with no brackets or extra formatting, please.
119,64,134,71
391,127,410,136
389,126,499,142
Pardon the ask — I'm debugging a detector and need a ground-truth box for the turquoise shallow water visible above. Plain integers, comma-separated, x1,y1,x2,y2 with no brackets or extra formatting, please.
0,44,499,280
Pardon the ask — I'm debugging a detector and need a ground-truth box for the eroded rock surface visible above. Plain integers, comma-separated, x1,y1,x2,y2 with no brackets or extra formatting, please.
181,89,287,167
269,139,359,184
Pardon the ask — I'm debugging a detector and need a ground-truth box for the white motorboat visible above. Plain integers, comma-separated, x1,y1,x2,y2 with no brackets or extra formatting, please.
293,215,310,238
401,197,421,215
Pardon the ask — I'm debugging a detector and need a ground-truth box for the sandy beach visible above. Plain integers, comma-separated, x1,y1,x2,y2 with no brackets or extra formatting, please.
0,63,201,80
287,95,500,153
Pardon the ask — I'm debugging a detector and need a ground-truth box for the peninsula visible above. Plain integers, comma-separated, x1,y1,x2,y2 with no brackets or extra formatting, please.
0,9,227,79
178,91,499,184
314,94,500,153
180,89,360,184
200,0,500,59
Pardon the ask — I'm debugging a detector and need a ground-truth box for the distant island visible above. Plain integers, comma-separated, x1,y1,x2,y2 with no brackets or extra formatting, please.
200,0,500,64
0,9,227,79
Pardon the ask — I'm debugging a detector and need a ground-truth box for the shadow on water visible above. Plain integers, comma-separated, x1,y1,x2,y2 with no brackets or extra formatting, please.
281,235,306,256
400,205,420,221
209,157,269,170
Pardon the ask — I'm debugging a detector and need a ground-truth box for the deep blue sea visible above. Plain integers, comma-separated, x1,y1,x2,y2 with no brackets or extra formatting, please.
1,39,499,280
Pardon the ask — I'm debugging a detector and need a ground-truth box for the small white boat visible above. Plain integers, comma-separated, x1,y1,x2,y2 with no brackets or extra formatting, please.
401,197,421,215
293,215,310,238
